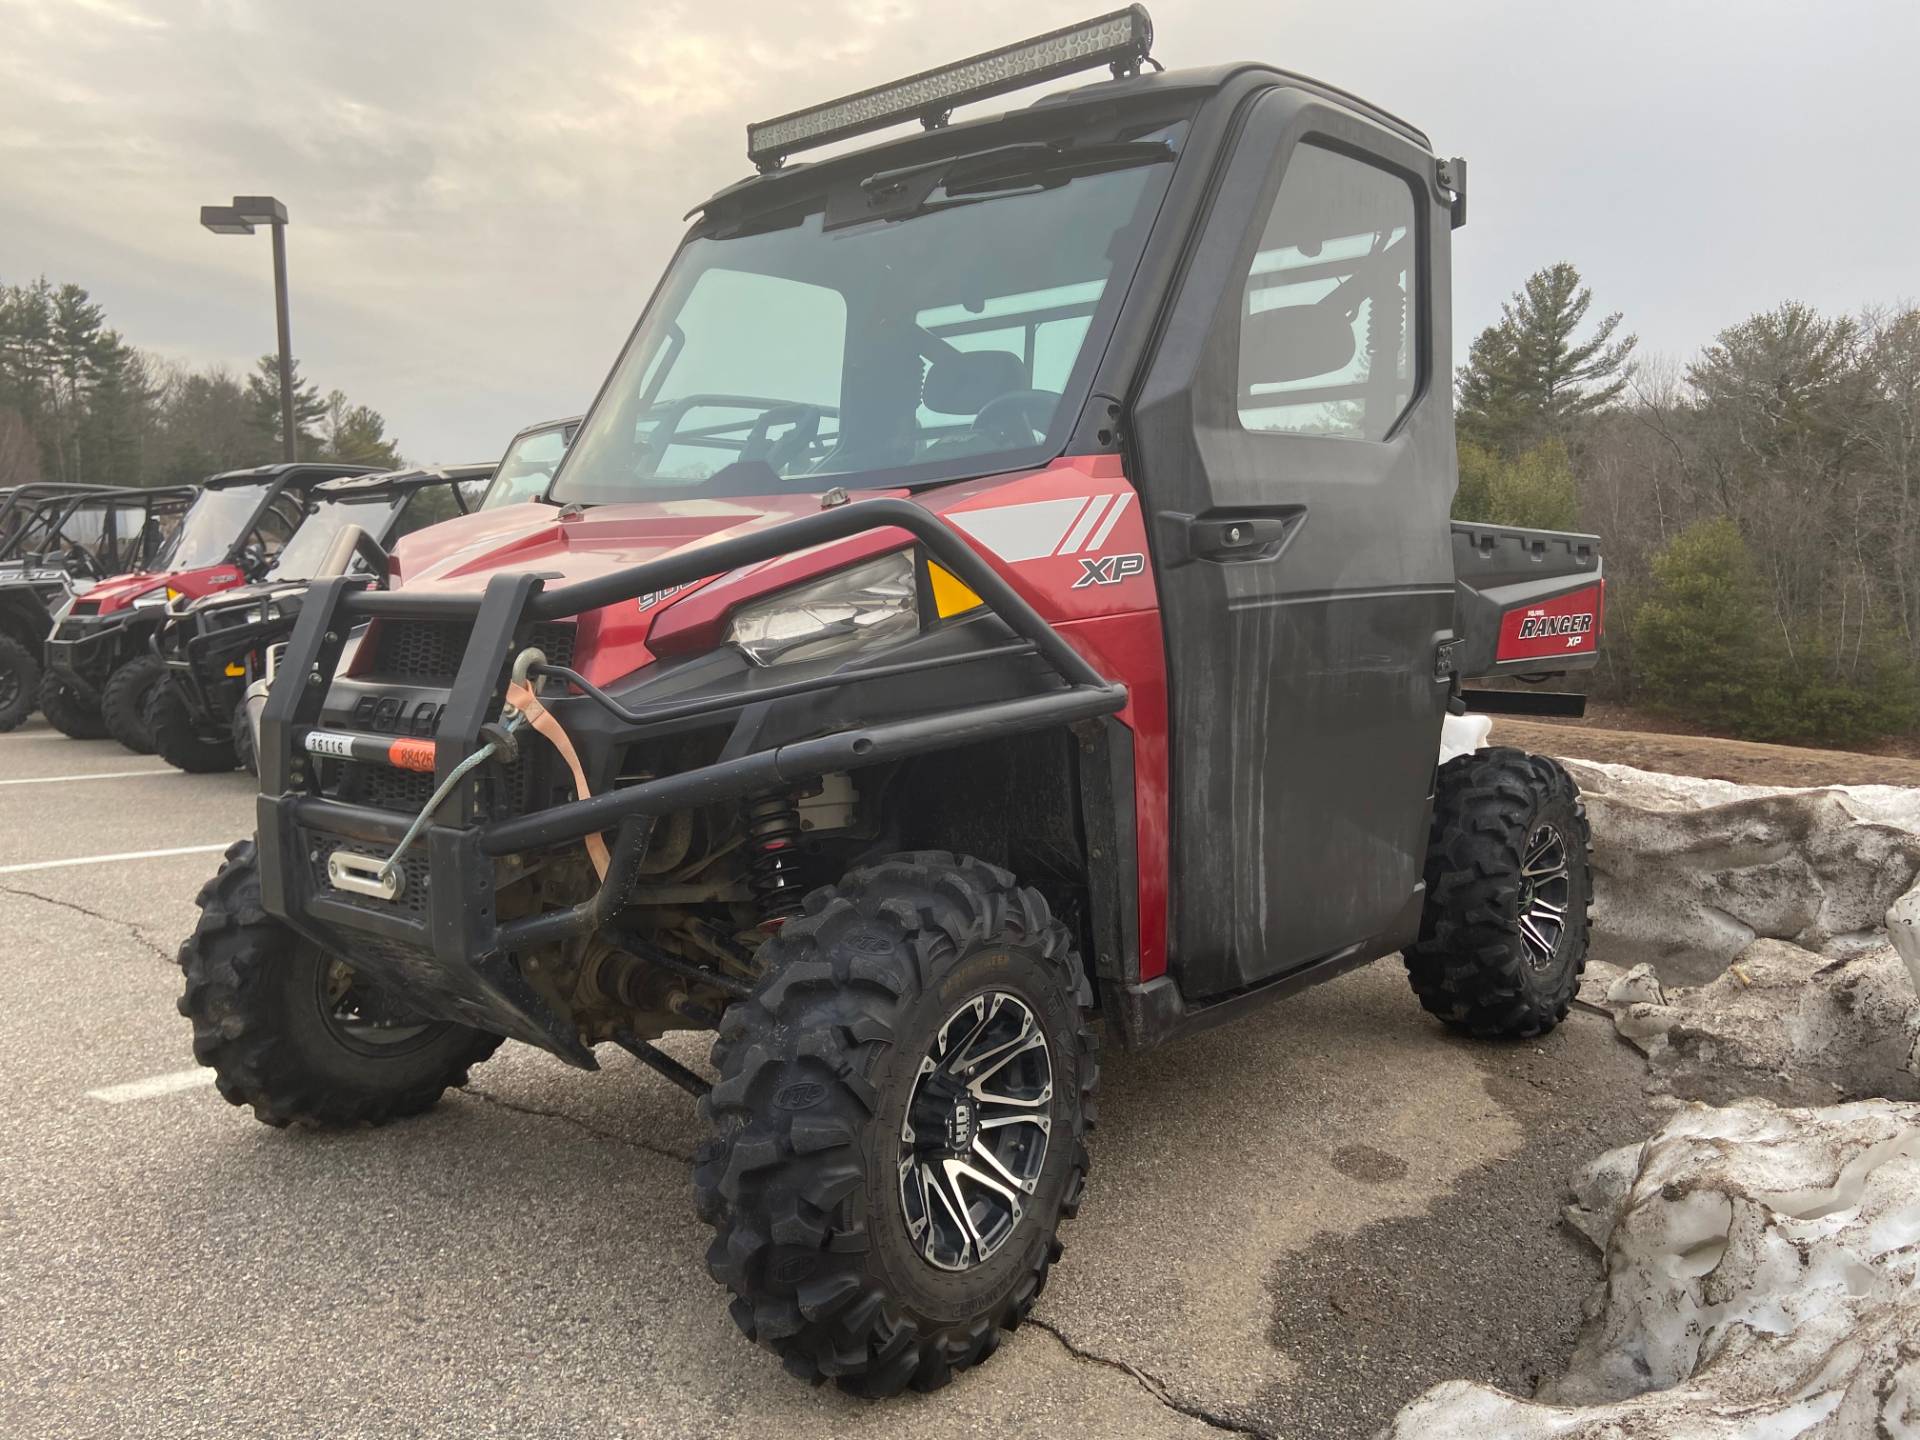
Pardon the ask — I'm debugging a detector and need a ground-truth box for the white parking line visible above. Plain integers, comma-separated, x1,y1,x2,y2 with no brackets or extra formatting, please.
0,843,230,875
0,768,178,786
87,1068,217,1103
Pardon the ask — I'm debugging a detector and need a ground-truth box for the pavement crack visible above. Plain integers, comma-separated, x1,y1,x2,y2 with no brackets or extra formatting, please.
0,882,176,965
462,1084,694,1164
1027,1317,1276,1438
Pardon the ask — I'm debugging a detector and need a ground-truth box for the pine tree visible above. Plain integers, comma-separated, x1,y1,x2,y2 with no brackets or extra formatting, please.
1457,263,1636,454
318,389,402,468
245,354,328,458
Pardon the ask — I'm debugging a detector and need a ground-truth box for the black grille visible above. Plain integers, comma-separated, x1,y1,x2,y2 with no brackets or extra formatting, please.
367,619,575,683
340,761,437,813
330,749,532,817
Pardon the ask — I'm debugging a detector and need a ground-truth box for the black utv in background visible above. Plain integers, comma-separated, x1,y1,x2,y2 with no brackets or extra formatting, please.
0,483,194,732
147,463,495,773
42,461,372,748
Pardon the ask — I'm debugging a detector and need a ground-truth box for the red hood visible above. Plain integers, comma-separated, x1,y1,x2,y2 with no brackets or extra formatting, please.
389,492,903,593
385,490,913,685
376,457,1144,687
79,562,248,615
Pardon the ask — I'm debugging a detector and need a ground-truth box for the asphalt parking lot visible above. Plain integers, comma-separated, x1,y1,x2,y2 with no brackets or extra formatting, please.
0,717,1654,1440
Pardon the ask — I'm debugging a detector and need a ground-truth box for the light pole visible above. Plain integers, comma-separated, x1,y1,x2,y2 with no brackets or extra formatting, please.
200,195,296,462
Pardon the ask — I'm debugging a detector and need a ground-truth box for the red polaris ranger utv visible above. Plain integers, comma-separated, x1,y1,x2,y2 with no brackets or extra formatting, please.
181,9,1604,1396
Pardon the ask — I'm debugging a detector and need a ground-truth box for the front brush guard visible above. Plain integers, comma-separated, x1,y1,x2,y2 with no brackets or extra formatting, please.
255,497,1128,1066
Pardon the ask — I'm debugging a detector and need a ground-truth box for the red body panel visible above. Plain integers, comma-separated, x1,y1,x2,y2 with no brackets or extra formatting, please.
78,563,247,614
1496,582,1604,663
386,456,1172,979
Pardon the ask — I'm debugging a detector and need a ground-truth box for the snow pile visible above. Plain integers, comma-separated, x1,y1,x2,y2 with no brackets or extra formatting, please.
1607,942,1920,1104
1567,759,1920,985
1385,1099,1920,1439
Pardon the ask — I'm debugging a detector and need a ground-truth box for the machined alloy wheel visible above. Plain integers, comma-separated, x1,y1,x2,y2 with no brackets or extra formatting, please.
694,852,1097,1396
1516,823,1571,970
1406,747,1592,1039
899,991,1053,1272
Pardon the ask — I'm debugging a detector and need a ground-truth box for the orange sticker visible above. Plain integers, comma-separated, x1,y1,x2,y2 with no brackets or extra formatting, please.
387,737,438,772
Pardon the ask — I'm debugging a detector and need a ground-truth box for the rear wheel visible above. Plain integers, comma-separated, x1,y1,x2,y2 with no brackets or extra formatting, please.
38,671,106,739
147,680,238,773
0,634,38,732
694,852,1096,1395
178,840,503,1127
102,655,167,754
1405,747,1591,1039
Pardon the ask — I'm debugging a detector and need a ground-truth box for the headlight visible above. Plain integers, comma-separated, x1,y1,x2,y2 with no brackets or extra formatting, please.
725,552,917,667
131,586,171,610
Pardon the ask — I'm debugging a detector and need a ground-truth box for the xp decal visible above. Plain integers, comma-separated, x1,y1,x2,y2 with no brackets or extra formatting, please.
1071,553,1148,588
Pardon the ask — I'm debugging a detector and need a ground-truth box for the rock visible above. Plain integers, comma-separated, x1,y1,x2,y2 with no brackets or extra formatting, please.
1606,937,1919,1105
1567,759,1920,985
1384,1099,1920,1439
1605,962,1665,1008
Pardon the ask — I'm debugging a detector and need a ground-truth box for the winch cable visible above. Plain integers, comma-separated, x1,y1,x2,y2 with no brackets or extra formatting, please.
378,646,610,885
503,652,611,880
377,721,520,885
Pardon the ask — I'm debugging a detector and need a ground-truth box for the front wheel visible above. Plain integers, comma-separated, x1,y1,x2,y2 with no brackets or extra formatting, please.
38,671,106,739
147,680,238,773
694,852,1097,1395
178,840,503,1127
102,655,167,754
1405,747,1592,1039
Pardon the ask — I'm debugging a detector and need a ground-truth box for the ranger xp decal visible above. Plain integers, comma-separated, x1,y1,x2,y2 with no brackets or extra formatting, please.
1495,583,1604,662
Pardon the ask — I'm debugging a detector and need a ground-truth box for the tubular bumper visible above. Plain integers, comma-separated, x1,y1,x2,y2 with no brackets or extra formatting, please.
46,612,134,690
256,498,1128,1065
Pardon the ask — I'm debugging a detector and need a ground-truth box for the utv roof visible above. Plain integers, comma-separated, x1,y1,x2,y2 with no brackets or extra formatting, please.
204,461,381,489
312,461,494,500
700,60,1431,217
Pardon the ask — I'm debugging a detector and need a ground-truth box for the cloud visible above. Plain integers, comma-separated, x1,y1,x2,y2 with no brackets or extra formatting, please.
1,0,1916,461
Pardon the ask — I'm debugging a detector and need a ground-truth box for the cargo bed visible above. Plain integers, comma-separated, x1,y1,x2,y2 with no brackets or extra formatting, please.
1450,520,1603,681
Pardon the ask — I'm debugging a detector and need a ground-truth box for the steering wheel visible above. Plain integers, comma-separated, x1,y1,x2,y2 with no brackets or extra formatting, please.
743,404,826,474
238,542,269,576
973,390,1060,449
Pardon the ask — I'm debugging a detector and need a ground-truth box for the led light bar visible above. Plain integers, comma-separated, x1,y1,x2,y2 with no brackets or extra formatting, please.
747,6,1154,171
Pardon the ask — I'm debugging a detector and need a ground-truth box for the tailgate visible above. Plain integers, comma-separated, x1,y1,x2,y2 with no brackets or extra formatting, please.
1450,521,1603,679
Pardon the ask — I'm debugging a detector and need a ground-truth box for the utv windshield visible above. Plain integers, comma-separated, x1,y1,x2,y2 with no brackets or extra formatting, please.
268,496,402,580
160,484,270,569
553,122,1184,505
481,425,572,508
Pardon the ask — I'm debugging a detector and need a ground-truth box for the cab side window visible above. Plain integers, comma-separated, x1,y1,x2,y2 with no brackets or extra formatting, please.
1237,141,1419,443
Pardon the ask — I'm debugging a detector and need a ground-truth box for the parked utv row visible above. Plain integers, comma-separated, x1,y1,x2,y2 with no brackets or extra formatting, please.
5,414,579,767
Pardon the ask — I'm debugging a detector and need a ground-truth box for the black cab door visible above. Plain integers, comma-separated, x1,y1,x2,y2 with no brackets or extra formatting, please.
1131,88,1458,999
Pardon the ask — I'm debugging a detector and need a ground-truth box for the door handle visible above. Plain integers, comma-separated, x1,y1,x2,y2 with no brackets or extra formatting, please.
1156,507,1306,566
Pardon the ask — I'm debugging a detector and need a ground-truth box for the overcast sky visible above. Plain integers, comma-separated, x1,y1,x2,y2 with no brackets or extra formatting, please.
2,0,1915,462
